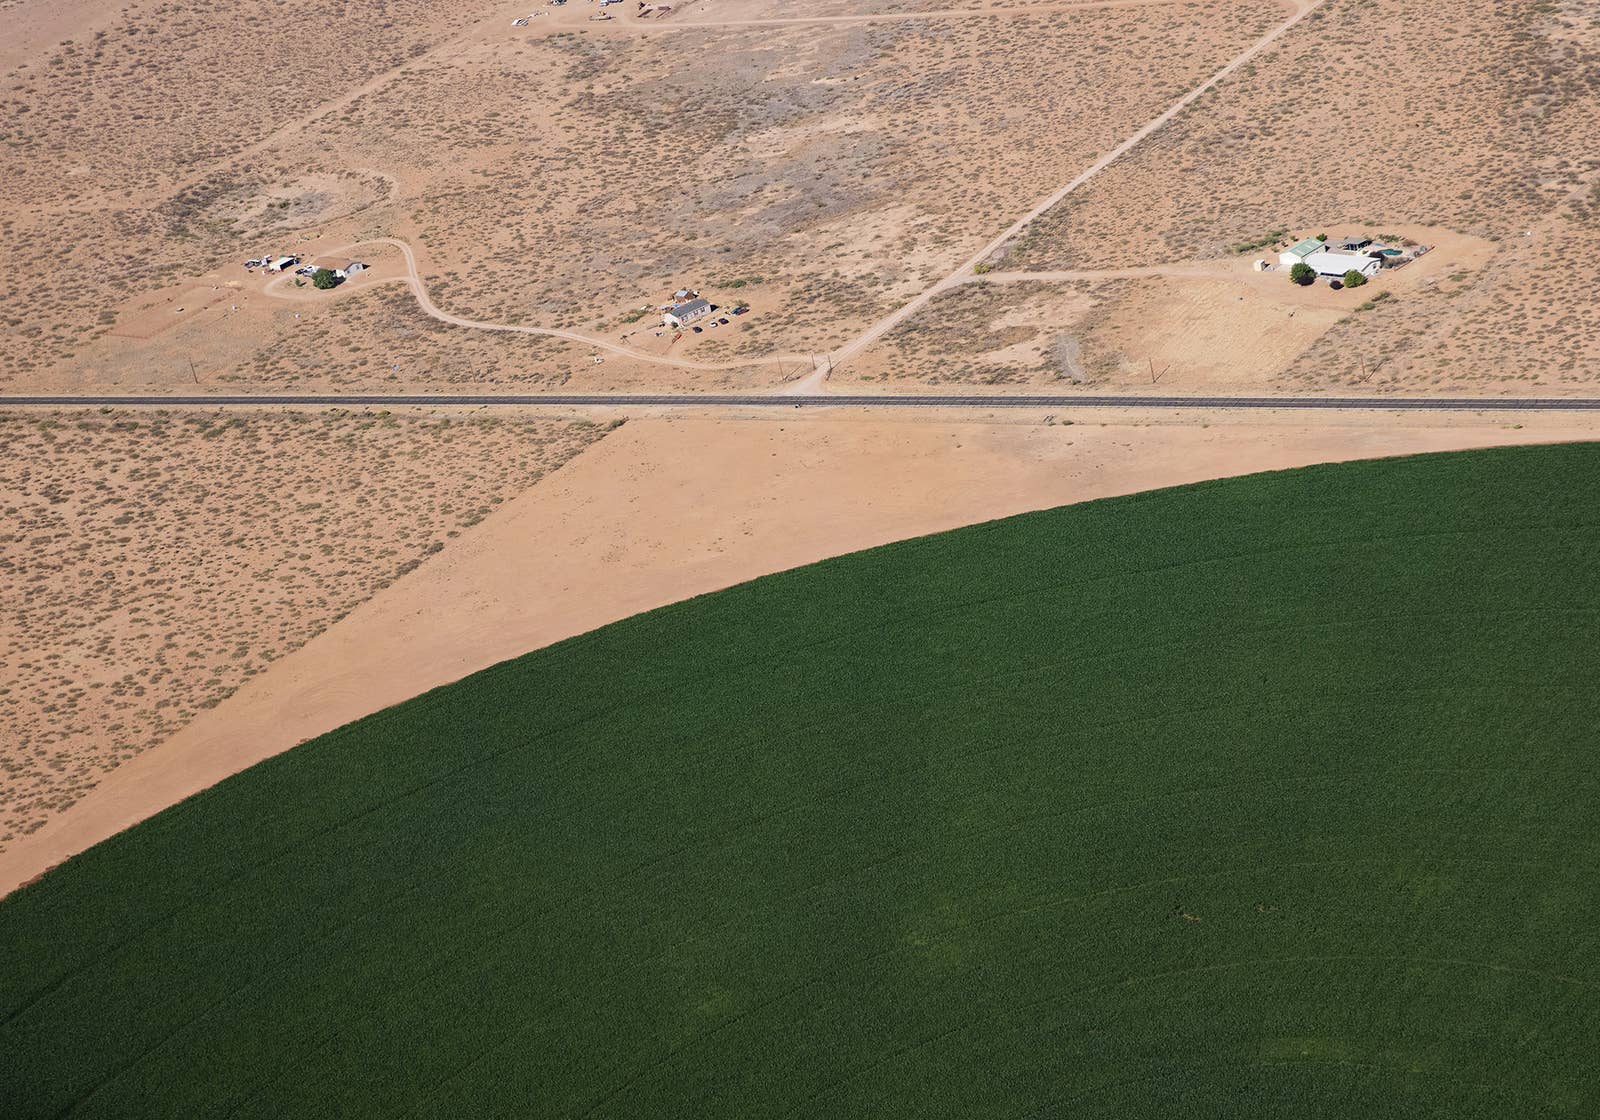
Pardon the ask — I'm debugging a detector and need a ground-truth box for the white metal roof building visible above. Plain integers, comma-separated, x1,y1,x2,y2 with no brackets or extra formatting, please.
663,298,712,329
1303,248,1381,279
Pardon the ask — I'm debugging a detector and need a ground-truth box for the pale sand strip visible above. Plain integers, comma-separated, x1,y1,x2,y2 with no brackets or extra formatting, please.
3,411,1597,895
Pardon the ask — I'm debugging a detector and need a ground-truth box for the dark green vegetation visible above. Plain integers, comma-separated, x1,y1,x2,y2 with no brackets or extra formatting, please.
5,444,1600,1118
1290,261,1315,285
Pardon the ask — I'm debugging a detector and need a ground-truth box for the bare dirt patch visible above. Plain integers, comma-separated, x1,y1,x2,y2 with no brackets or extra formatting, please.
8,407,1600,894
847,226,1489,389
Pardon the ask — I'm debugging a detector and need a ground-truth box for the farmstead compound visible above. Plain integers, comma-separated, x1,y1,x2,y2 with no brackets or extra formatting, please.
1279,236,1381,279
663,297,712,329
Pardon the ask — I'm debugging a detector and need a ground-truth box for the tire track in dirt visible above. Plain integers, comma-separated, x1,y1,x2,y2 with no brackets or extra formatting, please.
268,238,815,373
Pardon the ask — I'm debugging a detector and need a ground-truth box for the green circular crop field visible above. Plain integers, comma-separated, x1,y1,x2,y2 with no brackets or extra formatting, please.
5,444,1600,1117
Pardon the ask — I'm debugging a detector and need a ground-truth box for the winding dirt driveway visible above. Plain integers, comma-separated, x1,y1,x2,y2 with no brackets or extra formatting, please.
271,238,816,373
826,0,1323,369
273,0,1325,384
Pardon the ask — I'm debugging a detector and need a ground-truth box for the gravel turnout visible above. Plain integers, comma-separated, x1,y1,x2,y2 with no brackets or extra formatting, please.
5,443,1600,1116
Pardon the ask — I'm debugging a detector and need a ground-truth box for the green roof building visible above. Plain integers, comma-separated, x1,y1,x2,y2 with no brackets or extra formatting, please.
1281,237,1323,265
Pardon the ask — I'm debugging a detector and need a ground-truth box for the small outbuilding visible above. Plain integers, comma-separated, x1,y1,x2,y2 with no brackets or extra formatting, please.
1278,237,1323,269
663,297,712,329
266,256,298,273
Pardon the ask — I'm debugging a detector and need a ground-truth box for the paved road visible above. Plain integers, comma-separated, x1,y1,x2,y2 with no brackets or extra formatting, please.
7,394,1600,411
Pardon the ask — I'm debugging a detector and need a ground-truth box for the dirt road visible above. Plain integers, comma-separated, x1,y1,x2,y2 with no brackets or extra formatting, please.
826,0,1325,369
271,238,815,373
654,0,1214,32
267,0,1327,380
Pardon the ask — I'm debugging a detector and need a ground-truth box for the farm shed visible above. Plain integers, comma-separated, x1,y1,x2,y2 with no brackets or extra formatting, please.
663,298,712,329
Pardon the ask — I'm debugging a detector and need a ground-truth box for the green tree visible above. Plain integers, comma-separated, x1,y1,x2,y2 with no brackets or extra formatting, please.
1343,270,1369,288
1290,262,1315,286
312,268,338,290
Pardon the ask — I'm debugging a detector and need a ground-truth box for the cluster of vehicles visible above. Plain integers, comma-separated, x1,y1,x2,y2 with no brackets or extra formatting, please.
242,254,357,284
689,314,736,335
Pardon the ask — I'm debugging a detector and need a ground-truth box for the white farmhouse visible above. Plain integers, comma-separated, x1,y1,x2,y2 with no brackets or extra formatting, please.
1280,237,1381,280
663,298,712,329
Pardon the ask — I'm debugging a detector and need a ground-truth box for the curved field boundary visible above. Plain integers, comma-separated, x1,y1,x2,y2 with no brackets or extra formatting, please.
4,442,1599,1115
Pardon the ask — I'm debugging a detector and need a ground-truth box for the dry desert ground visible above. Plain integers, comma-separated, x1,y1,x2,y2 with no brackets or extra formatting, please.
5,0,1600,883
4,0,1595,397
0,410,607,847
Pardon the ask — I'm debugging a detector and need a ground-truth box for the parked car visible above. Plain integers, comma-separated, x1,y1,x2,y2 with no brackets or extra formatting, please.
692,325,703,333
717,317,730,325
731,307,748,316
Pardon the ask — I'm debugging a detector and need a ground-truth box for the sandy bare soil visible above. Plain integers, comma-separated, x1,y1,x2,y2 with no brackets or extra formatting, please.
4,0,1283,392
0,410,607,848
994,0,1600,392
4,408,1599,894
